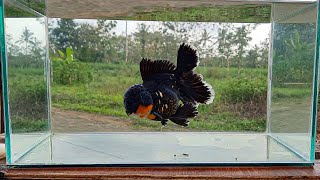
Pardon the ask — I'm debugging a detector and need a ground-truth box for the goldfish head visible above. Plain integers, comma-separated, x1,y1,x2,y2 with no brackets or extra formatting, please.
124,84,153,117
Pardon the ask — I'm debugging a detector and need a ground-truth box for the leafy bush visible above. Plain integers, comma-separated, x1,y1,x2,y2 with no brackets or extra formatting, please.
10,80,48,121
220,77,267,104
219,77,267,118
8,64,48,132
9,54,45,68
197,67,268,80
49,62,268,131
11,116,48,133
272,87,312,100
53,61,93,85
52,47,93,85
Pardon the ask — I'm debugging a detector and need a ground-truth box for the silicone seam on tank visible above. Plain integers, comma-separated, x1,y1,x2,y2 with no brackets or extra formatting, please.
42,0,53,162
269,134,309,161
48,132,270,135
7,162,314,168
273,3,317,23
6,0,44,17
44,16,51,133
309,0,320,162
12,133,50,164
266,3,275,134
0,0,12,164
259,0,316,2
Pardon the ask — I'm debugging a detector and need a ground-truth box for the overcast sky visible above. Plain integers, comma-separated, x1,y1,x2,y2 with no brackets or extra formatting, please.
5,18,270,51
74,19,270,47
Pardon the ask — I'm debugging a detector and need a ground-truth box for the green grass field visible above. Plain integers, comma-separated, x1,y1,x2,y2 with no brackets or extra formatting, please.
8,62,314,133
51,62,269,132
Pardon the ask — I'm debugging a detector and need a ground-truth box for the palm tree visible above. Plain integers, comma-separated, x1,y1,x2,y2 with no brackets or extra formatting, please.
198,29,216,58
17,27,35,55
217,24,235,70
134,23,150,58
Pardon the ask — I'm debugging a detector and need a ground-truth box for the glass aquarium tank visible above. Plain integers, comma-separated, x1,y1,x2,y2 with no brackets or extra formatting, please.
0,0,319,166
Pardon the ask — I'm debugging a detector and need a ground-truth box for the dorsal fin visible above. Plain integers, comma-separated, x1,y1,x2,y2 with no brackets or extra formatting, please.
140,59,176,81
176,43,199,76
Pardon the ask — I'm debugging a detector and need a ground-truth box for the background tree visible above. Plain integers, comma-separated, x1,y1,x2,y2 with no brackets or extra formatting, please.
49,19,79,53
217,23,235,70
96,20,118,62
246,45,260,68
233,25,254,70
29,37,45,62
76,23,102,62
272,24,316,85
196,26,217,60
6,34,20,58
134,23,150,59
17,27,34,55
258,38,269,68
159,24,179,61
48,18,271,69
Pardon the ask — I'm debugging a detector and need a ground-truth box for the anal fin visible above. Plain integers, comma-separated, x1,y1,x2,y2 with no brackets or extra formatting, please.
169,103,198,127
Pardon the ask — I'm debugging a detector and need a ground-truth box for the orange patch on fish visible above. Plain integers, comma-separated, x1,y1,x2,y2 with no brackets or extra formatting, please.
135,104,153,118
147,114,156,120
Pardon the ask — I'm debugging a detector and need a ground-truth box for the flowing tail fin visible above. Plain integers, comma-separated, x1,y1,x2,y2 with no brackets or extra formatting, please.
169,103,198,127
174,43,214,105
179,71,214,105
175,43,199,76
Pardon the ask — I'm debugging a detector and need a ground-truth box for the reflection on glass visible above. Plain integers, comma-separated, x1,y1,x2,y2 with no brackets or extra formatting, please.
4,0,50,164
6,17,48,133
269,3,317,160
13,133,302,165
15,0,45,14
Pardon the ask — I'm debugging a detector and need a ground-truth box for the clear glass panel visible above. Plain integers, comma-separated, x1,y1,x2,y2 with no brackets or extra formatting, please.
2,0,318,166
11,135,51,164
13,133,304,165
268,2,318,161
4,0,50,164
